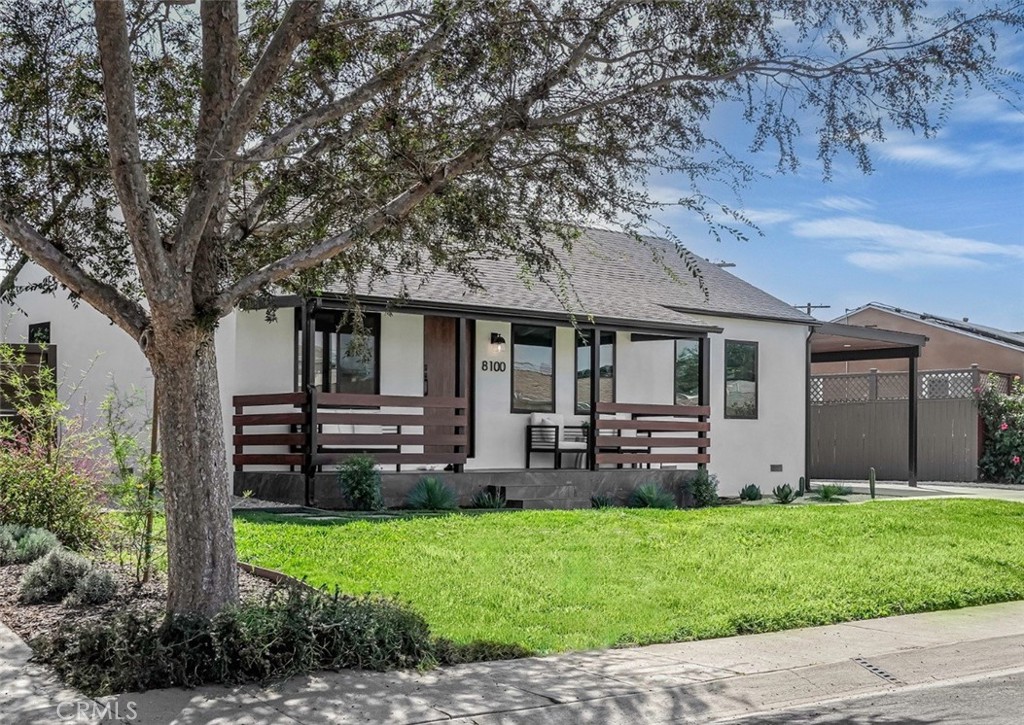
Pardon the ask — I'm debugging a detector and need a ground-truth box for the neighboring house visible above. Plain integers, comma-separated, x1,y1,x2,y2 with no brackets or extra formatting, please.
2,228,817,506
814,303,1024,376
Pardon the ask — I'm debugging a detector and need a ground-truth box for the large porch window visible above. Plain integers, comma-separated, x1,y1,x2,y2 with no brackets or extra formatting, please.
296,311,380,394
575,330,615,413
511,325,555,413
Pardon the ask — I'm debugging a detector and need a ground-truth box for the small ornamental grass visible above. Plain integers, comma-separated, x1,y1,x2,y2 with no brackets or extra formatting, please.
629,482,675,509
590,493,615,509
32,586,502,697
469,489,506,509
406,477,458,511
816,484,853,503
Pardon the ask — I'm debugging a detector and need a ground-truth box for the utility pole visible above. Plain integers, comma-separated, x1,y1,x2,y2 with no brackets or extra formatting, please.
795,302,831,317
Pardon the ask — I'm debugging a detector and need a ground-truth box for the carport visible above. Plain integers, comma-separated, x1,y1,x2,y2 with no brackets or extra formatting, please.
806,323,928,487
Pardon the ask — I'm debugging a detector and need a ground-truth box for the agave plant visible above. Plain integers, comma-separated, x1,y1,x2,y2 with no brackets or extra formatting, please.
406,477,458,510
629,482,675,509
739,484,762,501
772,484,796,504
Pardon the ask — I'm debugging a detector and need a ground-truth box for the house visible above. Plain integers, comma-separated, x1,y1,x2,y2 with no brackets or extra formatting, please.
3,227,826,507
814,303,1024,376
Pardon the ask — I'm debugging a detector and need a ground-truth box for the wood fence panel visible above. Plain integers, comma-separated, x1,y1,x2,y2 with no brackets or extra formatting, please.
810,398,978,481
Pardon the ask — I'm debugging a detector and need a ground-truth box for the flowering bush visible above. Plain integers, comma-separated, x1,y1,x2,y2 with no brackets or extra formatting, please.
976,375,1024,484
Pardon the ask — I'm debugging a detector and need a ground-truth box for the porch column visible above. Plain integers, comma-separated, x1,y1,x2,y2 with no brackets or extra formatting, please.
698,335,711,472
908,354,918,487
302,299,318,506
589,328,601,471
454,316,468,473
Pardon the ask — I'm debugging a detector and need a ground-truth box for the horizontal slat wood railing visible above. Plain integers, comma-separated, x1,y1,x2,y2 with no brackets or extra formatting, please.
593,401,710,467
232,391,468,472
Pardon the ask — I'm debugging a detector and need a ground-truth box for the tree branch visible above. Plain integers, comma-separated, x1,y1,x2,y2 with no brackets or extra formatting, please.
243,23,450,163
93,0,172,296
171,0,324,270
0,203,149,339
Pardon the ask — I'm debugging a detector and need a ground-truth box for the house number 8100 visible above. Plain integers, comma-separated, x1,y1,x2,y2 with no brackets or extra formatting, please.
482,361,506,372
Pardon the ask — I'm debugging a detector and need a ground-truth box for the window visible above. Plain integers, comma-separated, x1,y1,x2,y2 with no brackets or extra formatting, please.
512,325,555,413
296,312,380,395
28,322,50,344
724,340,758,419
575,330,614,413
674,339,701,405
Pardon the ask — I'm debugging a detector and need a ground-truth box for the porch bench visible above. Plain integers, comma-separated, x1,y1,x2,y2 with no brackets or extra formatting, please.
525,413,588,469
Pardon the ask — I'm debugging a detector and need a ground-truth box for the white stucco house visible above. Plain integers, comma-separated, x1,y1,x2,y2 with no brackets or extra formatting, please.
2,228,823,508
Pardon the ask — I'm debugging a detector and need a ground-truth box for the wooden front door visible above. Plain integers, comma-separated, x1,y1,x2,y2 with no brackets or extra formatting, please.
423,316,458,455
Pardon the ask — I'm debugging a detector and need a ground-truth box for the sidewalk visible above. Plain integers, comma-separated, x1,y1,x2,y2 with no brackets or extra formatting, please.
1,600,1016,724
825,479,1024,503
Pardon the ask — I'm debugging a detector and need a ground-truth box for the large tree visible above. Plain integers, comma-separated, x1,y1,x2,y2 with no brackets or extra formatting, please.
1,0,1021,615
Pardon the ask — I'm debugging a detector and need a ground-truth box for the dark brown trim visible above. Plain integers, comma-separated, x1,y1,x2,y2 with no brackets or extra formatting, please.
810,346,921,364
908,355,918,488
723,339,759,420
466,318,477,459
574,329,615,415
510,323,556,414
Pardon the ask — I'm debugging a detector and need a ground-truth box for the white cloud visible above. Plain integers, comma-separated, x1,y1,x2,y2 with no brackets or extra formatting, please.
739,207,798,226
816,195,874,212
792,216,1024,272
880,139,1024,174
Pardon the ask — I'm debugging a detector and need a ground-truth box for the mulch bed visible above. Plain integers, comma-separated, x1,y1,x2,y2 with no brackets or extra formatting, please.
0,560,278,644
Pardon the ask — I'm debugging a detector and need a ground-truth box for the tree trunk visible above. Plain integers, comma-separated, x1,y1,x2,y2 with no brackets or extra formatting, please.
150,327,238,615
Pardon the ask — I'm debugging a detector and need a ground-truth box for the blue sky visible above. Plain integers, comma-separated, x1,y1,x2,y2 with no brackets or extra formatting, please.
649,61,1024,332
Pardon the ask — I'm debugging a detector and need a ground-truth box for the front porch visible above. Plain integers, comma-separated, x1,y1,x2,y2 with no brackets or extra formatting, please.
231,390,711,508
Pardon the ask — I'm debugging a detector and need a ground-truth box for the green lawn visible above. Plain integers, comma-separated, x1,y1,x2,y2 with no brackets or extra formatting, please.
233,499,1024,653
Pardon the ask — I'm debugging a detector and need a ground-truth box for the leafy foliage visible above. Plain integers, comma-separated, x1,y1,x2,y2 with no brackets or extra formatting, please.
406,477,458,510
772,484,797,504
19,548,92,604
629,482,675,509
976,375,1024,484
102,387,163,583
469,489,506,510
338,455,384,511
34,586,440,697
739,484,763,502
0,345,104,550
689,469,719,508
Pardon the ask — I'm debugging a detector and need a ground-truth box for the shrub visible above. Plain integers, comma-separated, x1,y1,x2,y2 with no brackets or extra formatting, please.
0,523,60,564
690,468,719,508
13,527,60,564
34,586,440,696
816,484,852,502
772,484,796,504
20,548,92,603
470,489,506,509
739,484,762,501
406,477,458,510
976,375,1024,484
0,344,105,551
590,494,614,508
102,388,164,583
338,455,383,511
64,568,117,607
629,482,675,509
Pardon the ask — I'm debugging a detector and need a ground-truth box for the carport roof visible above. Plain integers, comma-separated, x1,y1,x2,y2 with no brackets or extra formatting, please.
810,322,928,363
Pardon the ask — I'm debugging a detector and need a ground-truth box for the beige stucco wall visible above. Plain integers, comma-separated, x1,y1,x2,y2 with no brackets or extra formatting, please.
814,308,1024,376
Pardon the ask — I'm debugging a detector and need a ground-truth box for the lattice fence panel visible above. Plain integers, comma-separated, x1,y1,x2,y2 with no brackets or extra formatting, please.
877,373,908,400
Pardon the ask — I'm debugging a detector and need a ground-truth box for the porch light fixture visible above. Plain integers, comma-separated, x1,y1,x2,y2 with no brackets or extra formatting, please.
490,332,507,353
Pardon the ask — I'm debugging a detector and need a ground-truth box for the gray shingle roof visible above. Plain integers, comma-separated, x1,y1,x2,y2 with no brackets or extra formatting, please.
330,226,812,330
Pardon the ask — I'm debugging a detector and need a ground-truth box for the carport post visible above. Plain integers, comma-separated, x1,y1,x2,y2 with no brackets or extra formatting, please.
908,355,918,487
